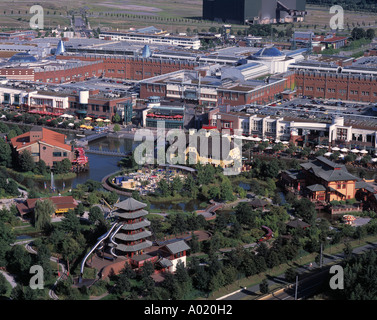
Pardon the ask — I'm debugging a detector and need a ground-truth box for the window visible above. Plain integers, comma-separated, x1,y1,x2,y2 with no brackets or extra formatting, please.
53,152,62,157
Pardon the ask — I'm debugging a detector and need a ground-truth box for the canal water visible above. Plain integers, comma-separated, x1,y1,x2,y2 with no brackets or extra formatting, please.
34,135,203,212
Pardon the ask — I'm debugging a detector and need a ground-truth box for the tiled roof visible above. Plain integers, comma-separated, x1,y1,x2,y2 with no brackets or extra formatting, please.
164,240,190,254
10,127,71,152
114,197,147,211
24,196,78,211
307,184,326,192
301,157,358,182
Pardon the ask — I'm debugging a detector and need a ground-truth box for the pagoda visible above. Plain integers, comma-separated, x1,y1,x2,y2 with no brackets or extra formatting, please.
110,197,152,258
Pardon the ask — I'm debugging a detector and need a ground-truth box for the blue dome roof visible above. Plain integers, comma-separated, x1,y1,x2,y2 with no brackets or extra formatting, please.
8,52,37,63
254,47,284,57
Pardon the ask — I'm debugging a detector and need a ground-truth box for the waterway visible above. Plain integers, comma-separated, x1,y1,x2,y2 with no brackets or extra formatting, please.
33,135,204,212
35,136,138,191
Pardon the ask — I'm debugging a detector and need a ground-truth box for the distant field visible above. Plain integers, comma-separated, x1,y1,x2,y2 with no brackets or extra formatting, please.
0,2,375,34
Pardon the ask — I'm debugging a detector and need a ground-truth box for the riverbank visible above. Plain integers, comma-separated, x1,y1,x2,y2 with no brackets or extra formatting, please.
5,167,77,181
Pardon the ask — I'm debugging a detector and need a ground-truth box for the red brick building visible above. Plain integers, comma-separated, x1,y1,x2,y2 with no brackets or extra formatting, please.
294,70,377,103
0,60,104,84
67,89,132,120
57,54,200,81
10,126,74,167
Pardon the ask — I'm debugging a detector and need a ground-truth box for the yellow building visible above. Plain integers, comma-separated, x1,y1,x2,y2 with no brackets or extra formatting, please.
300,156,359,202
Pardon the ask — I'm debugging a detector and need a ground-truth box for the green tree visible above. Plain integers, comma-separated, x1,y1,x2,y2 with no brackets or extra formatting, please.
285,267,298,283
158,179,170,197
113,273,131,296
6,245,32,284
34,159,48,175
220,177,235,201
18,150,35,172
0,272,8,295
88,206,103,224
366,28,375,40
0,138,12,167
208,185,220,200
113,124,121,132
59,210,81,236
34,199,55,233
74,202,85,217
260,278,269,294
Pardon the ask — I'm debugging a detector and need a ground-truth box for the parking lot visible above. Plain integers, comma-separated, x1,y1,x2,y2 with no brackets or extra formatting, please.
251,97,377,123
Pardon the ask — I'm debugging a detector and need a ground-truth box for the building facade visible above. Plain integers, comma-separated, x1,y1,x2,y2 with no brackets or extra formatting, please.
10,126,74,167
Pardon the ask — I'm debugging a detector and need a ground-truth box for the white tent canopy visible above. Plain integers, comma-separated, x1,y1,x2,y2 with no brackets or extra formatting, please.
351,149,360,153
340,148,349,153
360,149,368,154
332,147,340,151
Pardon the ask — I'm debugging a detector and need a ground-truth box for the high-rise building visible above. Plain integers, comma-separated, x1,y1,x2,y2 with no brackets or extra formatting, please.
203,0,306,25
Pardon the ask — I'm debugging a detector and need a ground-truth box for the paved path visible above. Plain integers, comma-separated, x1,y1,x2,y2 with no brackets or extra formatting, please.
0,270,17,289
24,242,67,300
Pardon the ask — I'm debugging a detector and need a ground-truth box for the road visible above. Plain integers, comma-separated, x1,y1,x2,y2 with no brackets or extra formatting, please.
220,240,377,300
24,242,67,300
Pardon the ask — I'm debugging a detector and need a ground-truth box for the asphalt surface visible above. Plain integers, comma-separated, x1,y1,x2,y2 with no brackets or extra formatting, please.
221,240,377,300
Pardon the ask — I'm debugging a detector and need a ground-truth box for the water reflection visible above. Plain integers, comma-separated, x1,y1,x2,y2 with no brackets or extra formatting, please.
35,137,139,191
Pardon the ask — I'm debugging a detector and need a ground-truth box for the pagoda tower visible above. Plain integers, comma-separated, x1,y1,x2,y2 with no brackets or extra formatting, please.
110,197,152,258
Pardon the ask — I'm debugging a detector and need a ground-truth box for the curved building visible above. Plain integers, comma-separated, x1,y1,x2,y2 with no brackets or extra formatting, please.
253,47,287,61
8,52,38,64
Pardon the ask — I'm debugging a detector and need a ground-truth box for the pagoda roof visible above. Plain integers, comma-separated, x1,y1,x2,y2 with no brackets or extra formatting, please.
114,209,148,219
114,197,147,211
114,230,152,242
116,240,153,253
121,219,151,230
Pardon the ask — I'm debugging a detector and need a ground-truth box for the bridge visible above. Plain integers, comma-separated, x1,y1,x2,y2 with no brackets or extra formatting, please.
85,148,131,157
195,200,224,220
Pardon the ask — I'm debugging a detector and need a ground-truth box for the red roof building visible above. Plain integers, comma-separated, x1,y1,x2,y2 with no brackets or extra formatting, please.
10,126,74,167
16,196,78,218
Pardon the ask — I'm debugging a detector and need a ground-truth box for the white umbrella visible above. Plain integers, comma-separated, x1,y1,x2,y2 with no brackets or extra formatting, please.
263,138,269,142
324,152,333,157
371,158,377,162
340,148,349,153
332,147,340,151
68,123,75,127
282,141,289,145
254,137,262,142
351,149,359,153
360,149,368,154
275,139,281,143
